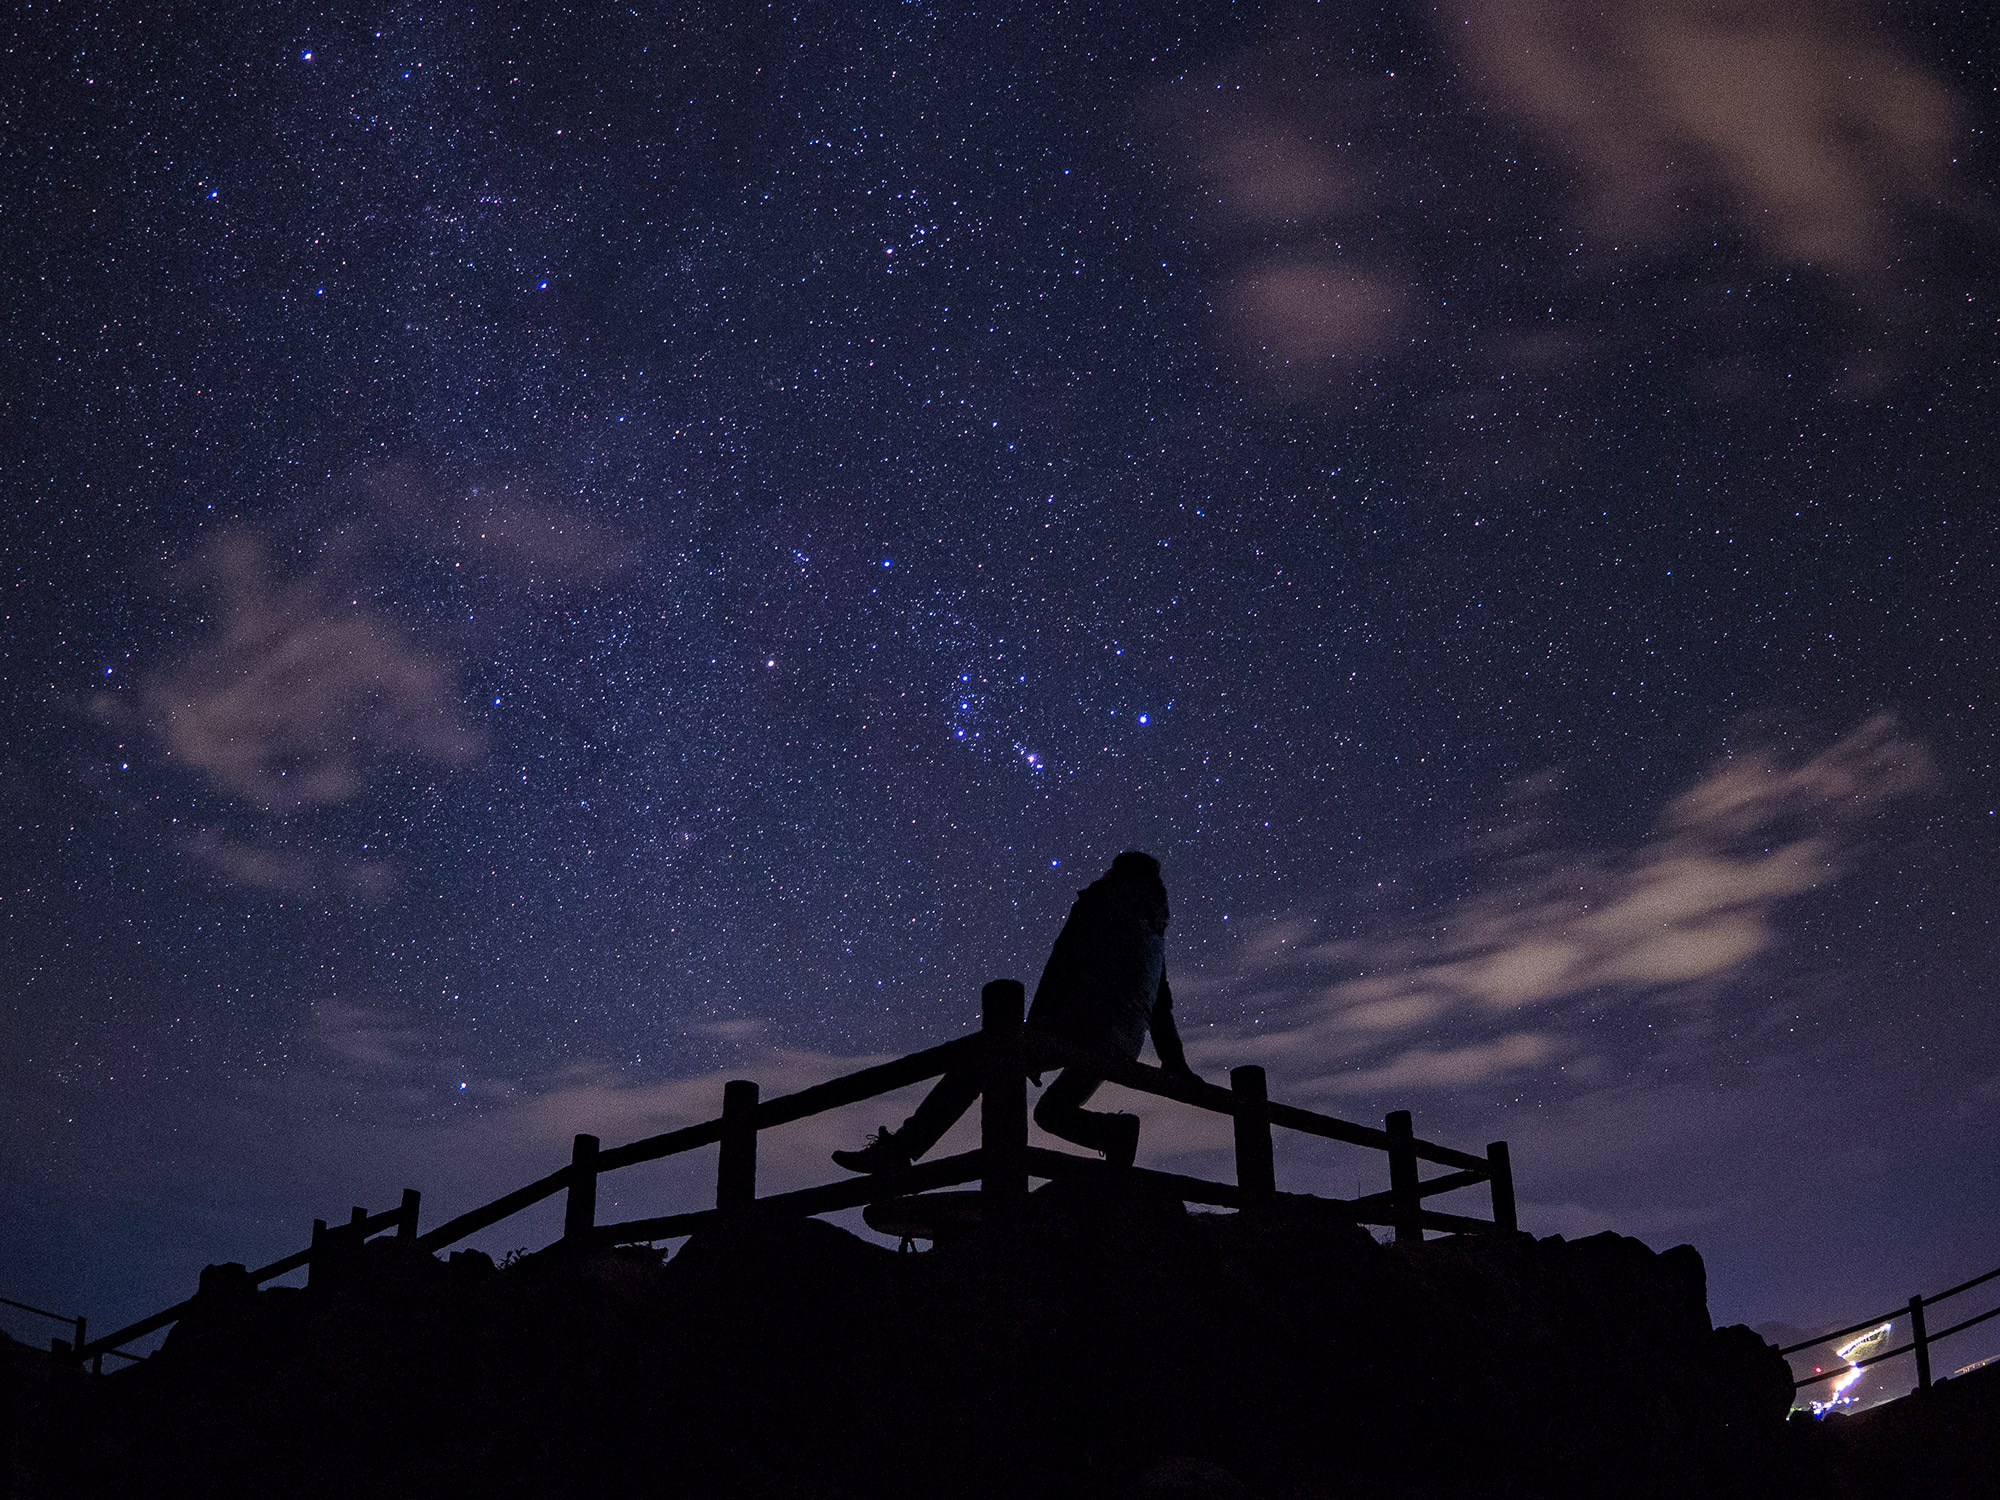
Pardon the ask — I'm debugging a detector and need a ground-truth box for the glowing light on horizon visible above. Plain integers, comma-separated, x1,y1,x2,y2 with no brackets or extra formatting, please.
1807,1321,1894,1416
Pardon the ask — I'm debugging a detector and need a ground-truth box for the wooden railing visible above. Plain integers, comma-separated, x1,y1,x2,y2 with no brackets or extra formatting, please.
1785,1262,2000,1401
62,979,1516,1372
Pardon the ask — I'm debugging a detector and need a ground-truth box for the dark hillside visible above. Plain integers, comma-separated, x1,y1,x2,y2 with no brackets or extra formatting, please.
19,1183,1806,1500
1790,1359,2000,1500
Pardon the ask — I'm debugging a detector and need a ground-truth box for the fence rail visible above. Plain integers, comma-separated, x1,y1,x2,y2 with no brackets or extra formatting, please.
53,979,1516,1373
1785,1262,2000,1397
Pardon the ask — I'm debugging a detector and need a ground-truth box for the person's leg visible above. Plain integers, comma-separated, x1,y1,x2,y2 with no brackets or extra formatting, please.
893,1065,982,1159
833,1064,984,1171
1034,1067,1138,1165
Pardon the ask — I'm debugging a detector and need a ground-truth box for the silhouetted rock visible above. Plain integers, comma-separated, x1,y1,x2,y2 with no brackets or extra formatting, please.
33,1194,1822,1500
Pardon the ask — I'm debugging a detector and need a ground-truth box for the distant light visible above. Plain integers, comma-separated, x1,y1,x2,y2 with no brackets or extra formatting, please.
1050,859,1059,867
881,558,892,568
538,280,549,289
493,696,501,706
315,287,324,295
105,666,113,675
766,659,775,667
458,1082,467,1090
301,49,313,60
1137,714,1149,725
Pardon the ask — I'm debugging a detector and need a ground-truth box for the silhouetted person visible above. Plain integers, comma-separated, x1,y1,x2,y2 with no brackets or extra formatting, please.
833,850,1196,1173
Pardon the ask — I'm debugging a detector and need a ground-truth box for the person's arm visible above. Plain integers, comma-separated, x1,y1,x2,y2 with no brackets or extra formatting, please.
1150,973,1197,1080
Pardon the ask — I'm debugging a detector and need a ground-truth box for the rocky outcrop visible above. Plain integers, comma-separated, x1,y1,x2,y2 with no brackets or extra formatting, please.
30,1183,1798,1499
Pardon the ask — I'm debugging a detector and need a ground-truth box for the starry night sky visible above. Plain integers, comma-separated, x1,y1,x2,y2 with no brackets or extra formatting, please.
5,1,1999,1386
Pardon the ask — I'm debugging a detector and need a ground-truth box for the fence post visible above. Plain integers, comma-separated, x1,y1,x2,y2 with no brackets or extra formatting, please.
307,1218,328,1288
980,979,1029,1235
397,1188,422,1240
1231,1065,1275,1205
1486,1140,1517,1234
564,1134,600,1246
1386,1110,1422,1244
717,1079,760,1211
348,1205,368,1245
1910,1294,1932,1392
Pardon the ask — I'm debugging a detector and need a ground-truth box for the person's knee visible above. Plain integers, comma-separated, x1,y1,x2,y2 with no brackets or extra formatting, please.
1033,1091,1071,1132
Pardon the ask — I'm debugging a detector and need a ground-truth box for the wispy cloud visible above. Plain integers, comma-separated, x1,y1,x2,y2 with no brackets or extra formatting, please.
1145,3,1969,416
316,999,431,1073
460,494,640,591
188,829,397,899
115,470,641,898
1437,0,1963,286
366,464,641,593
1217,256,1409,395
141,532,480,811
1177,715,1931,1099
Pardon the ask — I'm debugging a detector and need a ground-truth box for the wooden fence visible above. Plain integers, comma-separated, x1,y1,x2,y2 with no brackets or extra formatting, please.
58,979,1517,1373
1785,1262,2000,1400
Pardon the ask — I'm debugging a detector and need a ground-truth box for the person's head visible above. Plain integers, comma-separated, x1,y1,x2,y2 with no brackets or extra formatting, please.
1108,850,1163,889
1106,850,1168,928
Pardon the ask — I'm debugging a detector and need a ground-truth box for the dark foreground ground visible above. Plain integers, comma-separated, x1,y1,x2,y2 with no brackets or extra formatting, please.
3,1183,1988,1499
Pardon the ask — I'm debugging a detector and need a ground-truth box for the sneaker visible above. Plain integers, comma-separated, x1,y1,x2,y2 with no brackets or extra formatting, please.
1102,1113,1141,1170
831,1128,913,1174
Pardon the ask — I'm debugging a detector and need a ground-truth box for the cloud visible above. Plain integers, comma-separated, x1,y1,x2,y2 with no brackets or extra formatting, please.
1199,125,1362,226
457,493,639,591
1145,56,1416,403
316,999,429,1073
365,463,639,592
1179,715,1932,1098
187,829,397,900
1436,0,1963,284
1143,3,1968,421
1296,1032,1559,1097
1218,256,1409,384
141,533,480,810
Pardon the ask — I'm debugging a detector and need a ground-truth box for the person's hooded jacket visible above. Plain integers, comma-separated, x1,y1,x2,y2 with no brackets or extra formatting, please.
1026,860,1172,1062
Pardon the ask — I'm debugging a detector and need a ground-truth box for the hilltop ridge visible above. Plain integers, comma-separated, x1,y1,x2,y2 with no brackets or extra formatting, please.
14,1182,1803,1499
